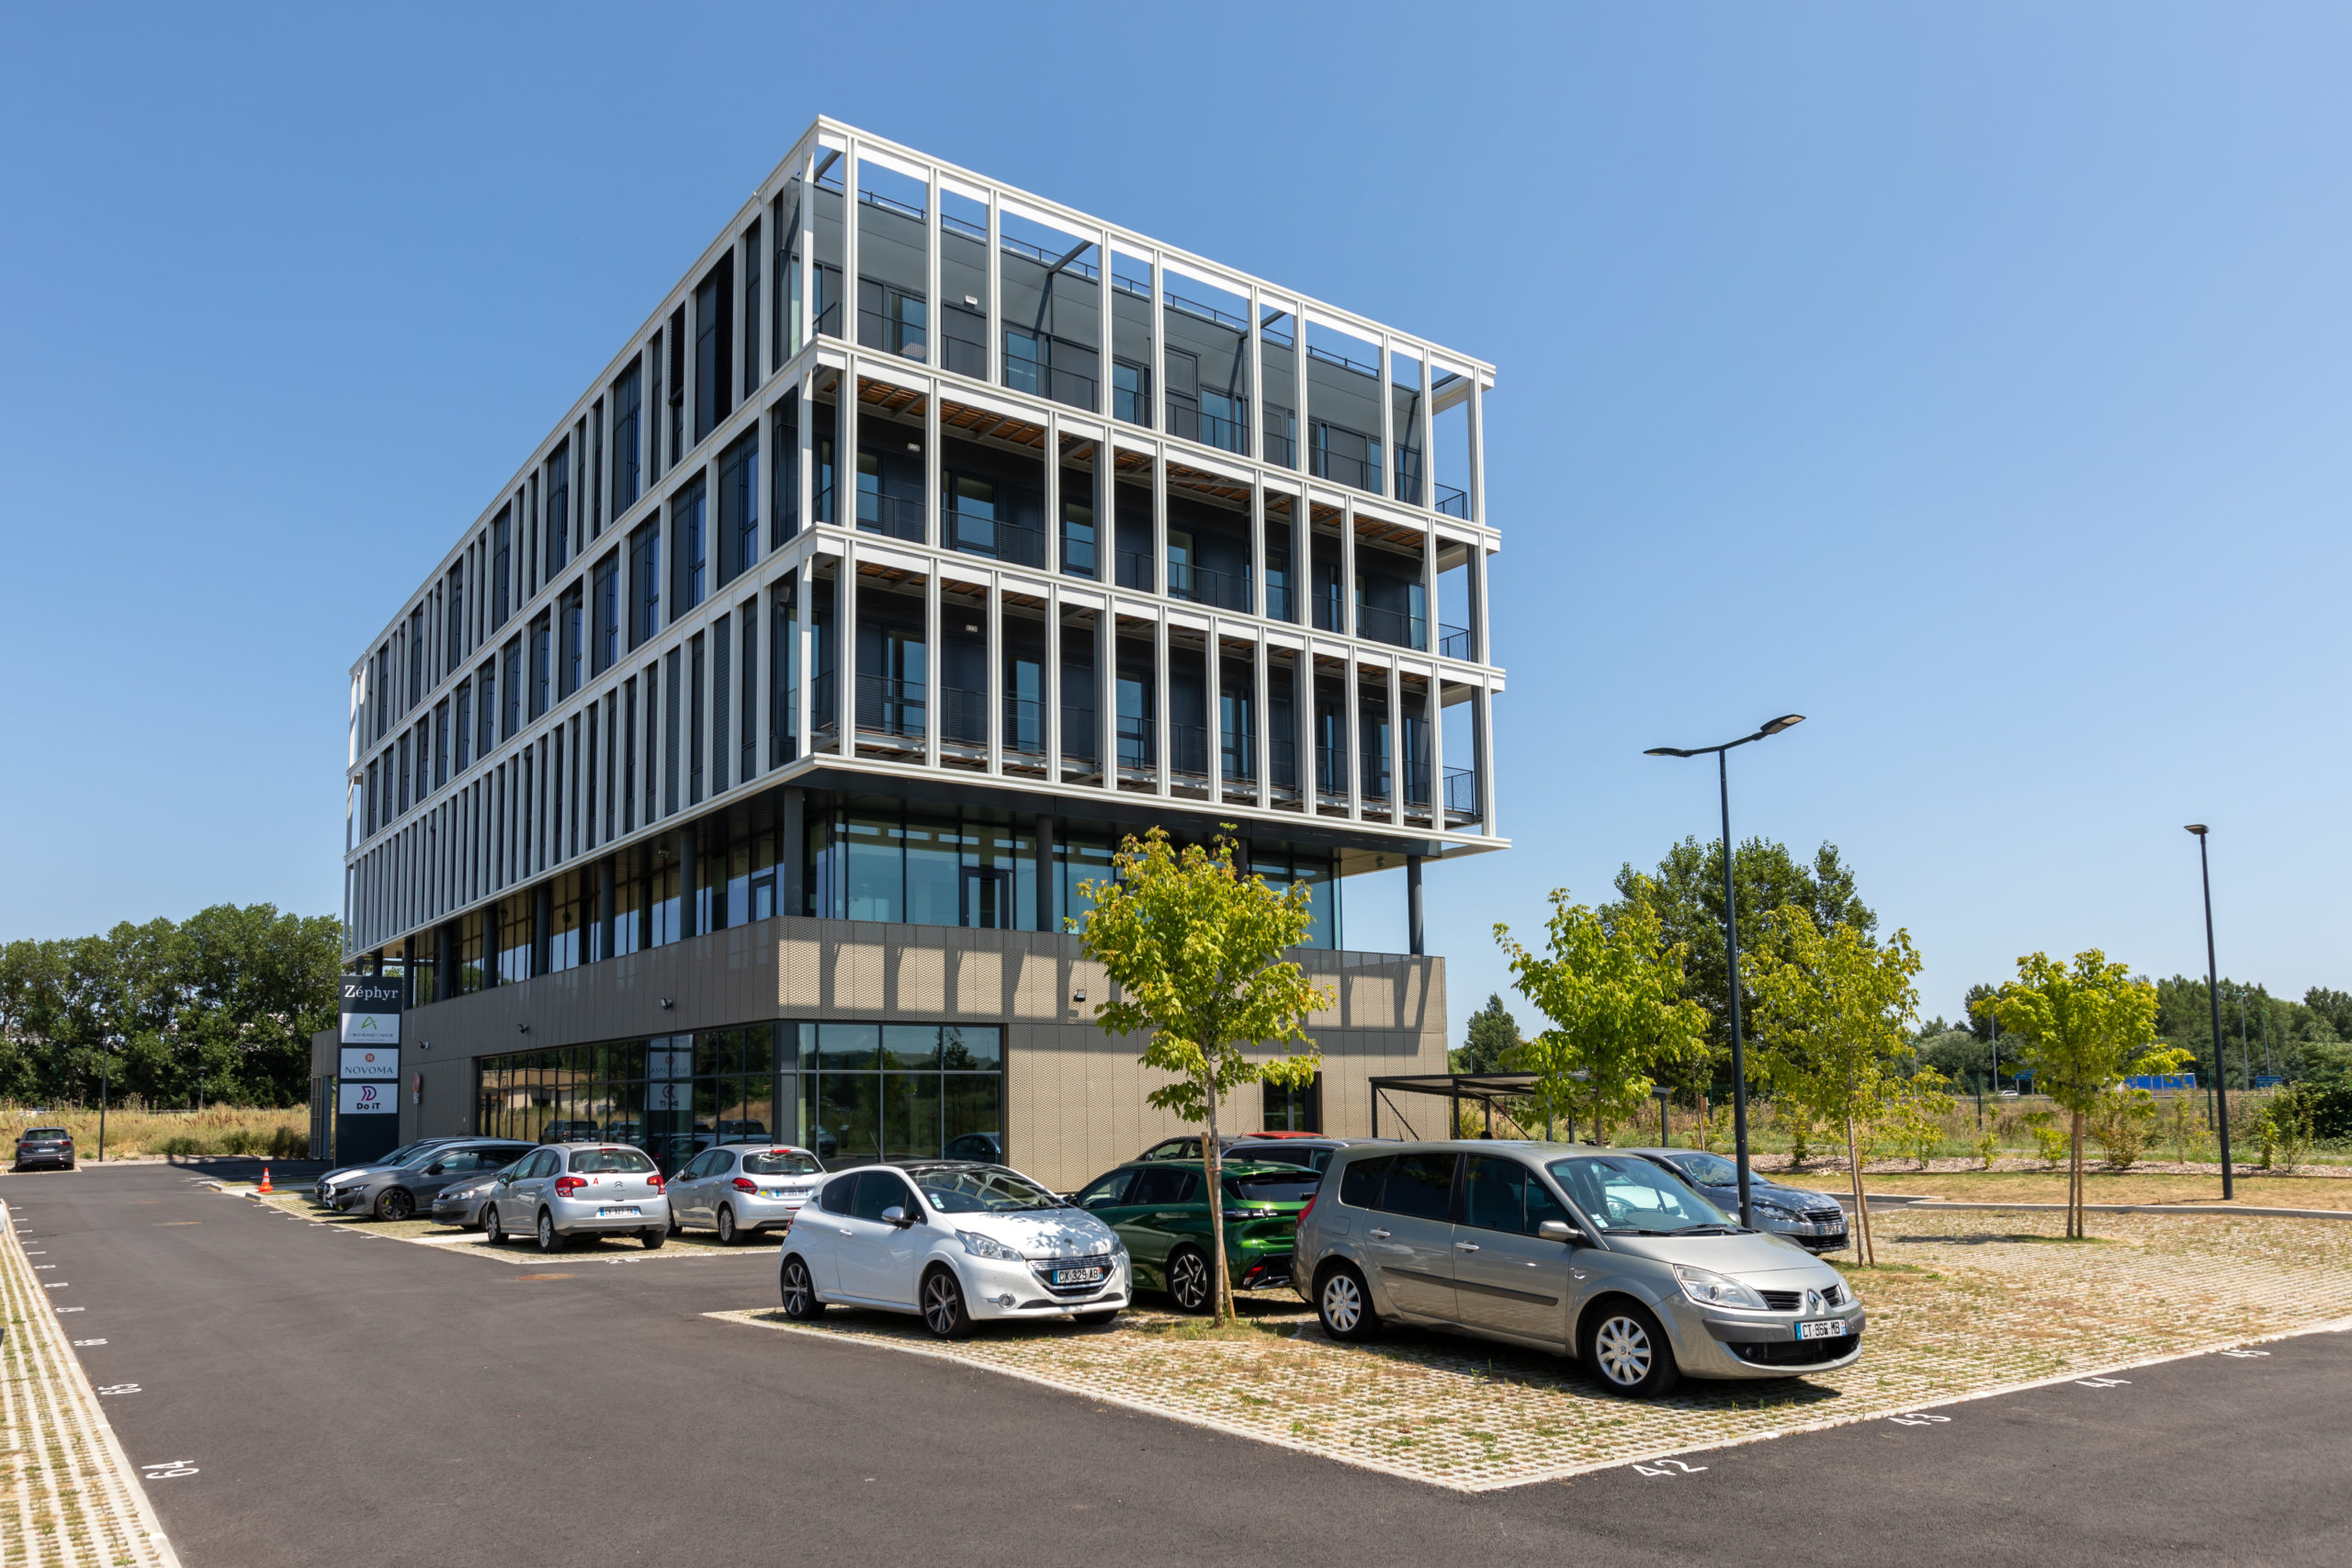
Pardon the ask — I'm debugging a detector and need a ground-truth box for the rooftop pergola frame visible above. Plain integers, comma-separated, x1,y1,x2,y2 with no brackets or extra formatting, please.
1367,1072,1566,1142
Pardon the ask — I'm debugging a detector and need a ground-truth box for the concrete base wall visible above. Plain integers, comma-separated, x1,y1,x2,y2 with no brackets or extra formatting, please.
312,917,1446,1191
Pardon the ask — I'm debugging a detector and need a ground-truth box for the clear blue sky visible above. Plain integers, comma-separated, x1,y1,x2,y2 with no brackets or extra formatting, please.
6,4,2346,1043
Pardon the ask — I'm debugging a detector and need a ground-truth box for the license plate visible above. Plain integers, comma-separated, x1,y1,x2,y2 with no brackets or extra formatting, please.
1798,1319,1848,1340
596,1205,641,1218
1052,1266,1106,1287
762,1190,790,1199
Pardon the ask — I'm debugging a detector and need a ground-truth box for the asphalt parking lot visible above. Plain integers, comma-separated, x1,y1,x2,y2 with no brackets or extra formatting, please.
9,1160,2351,1568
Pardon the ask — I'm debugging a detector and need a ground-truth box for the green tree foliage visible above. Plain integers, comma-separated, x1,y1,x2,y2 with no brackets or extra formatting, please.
1073,829,1331,1324
1979,953,2183,1238
0,905,341,1109
2303,987,2352,1044
1740,908,1922,1264
1451,993,1521,1074
1492,888,1709,1145
2152,976,2346,1088
1608,837,1874,1093
1913,1026,1995,1091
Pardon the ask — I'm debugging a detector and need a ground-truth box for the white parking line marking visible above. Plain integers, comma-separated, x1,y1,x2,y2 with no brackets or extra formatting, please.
96,1383,141,1396
2220,1348,2271,1359
141,1461,198,1480
43,1280,67,1288
53,1305,84,1313
1632,1458,1708,1477
71,1338,107,1347
2075,1377,2132,1389
1888,1412,1953,1427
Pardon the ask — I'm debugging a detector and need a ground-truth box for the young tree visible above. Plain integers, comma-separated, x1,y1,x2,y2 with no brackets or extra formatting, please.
1978,951,2180,1237
1741,908,1923,1264
1451,993,1521,1074
1074,828,1332,1324
1492,888,1709,1145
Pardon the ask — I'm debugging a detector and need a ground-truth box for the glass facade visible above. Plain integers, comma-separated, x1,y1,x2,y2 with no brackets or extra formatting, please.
476,1021,1004,1175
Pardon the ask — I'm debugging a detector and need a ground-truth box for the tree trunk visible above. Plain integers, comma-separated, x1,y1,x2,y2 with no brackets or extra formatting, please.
1204,1087,1232,1325
1844,1111,1873,1267
2069,1107,2086,1239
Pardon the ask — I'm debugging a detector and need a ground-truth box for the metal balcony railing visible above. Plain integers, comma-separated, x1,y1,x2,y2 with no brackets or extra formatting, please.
1114,547,1153,592
947,507,1046,570
940,333,985,379
858,309,927,362
1168,558,1250,613
1310,445,1380,493
1436,483,1469,519
939,685,988,748
858,490,924,543
1355,602,1426,651
1166,401,1248,455
1445,766,1480,822
855,674,924,741
1440,623,1473,660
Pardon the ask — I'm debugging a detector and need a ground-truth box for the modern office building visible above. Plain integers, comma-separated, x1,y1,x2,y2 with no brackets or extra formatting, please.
312,117,1505,1189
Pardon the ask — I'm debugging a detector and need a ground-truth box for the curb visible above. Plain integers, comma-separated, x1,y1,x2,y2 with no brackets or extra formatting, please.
1897,1200,2352,1222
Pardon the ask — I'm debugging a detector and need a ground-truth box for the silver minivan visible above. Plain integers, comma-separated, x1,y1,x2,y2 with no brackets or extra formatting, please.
1295,1141,1864,1396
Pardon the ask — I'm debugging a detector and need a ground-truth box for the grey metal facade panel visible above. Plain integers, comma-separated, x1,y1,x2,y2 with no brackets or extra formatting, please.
373,917,1445,1190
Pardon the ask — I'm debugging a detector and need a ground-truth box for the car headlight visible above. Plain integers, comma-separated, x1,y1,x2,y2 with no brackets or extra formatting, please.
957,1230,1023,1262
1674,1264,1770,1312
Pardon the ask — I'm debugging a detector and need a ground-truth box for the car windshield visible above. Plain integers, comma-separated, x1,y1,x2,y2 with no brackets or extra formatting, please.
570,1147,656,1174
1225,1172,1320,1204
1668,1152,1741,1185
912,1167,1067,1213
23,1129,68,1140
742,1150,821,1177
1546,1156,1735,1234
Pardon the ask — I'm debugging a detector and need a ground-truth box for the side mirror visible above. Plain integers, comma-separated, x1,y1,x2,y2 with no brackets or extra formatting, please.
424,1164,445,1176
1537,1219,1583,1247
879,1205,911,1228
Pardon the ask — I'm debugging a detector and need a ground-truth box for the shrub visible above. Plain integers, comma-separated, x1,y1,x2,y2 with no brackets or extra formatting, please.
1975,1129,1999,1170
2163,1097,2216,1166
2256,1099,2314,1174
2027,1113,2070,1167
2086,1087,2158,1170
2272,1083,2352,1144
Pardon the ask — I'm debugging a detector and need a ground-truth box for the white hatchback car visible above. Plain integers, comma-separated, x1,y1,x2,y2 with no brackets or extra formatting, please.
776,1160,1129,1338
483,1143,671,1252
668,1144,827,1243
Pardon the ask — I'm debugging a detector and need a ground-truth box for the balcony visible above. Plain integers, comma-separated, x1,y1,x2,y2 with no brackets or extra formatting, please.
947,505,1046,570
858,490,924,543
1168,558,1250,614
1355,602,1426,652
854,673,924,757
1439,623,1473,660
1166,400,1248,456
1170,721,1212,798
1436,483,1469,519
1114,547,1152,592
858,307,927,363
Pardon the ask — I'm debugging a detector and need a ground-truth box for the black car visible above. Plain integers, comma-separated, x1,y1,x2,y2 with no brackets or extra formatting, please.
13,1127,75,1171
1622,1147,1850,1254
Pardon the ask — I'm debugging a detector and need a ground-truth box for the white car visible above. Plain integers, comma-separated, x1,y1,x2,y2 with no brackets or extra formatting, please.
483,1143,671,1251
776,1160,1129,1338
668,1145,827,1243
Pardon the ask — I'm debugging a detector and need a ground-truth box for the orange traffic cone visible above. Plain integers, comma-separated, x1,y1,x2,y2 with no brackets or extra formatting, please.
256,1167,275,1195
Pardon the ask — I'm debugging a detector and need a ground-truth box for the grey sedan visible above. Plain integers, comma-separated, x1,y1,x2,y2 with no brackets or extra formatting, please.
668,1145,826,1244
429,1169,508,1230
483,1142,671,1251
332,1140,537,1222
1620,1149,1849,1254
1295,1142,1863,1397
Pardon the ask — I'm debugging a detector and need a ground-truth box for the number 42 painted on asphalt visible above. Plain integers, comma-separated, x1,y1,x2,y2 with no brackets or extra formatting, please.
1633,1459,1708,1477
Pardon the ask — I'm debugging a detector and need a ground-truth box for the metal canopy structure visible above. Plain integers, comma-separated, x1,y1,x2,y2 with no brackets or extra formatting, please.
1367,1072,1561,1142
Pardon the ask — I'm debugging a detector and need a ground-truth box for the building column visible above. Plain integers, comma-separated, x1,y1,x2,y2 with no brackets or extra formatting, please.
1152,612,1171,798
836,539,858,755
1034,814,1056,932
1386,661,1406,827
922,570,943,770
781,785,807,919
984,571,1003,777
531,882,551,977
678,826,699,940
596,855,616,963
1407,856,1424,956
1096,609,1116,790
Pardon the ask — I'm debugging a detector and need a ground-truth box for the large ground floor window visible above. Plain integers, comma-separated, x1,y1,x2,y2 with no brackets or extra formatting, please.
476,1020,1004,1175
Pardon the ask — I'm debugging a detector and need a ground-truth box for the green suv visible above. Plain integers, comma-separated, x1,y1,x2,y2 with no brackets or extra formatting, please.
1069,1159,1322,1313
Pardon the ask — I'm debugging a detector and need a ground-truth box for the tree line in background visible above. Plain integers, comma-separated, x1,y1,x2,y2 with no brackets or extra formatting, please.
0,906,343,1110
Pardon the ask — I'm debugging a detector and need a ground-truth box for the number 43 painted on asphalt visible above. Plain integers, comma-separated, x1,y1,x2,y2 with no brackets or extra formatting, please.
1633,1459,1708,1477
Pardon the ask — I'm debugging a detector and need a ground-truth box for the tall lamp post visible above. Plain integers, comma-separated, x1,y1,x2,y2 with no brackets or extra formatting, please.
97,1033,119,1163
2185,826,2234,1200
1646,714,1806,1228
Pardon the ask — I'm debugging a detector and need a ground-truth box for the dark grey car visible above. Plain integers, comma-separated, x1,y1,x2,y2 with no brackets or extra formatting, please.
1224,1137,1394,1176
1620,1149,1849,1254
332,1140,537,1222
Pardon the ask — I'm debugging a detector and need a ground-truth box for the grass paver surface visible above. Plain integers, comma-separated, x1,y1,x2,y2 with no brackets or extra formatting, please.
221,1185,775,1263
0,1201,176,1566
712,1208,2352,1491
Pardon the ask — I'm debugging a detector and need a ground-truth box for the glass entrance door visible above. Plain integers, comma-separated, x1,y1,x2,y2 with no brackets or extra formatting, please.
963,867,1012,930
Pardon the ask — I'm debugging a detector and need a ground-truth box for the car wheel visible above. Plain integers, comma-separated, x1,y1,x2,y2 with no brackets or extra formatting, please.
536,1210,563,1253
375,1188,414,1223
1316,1261,1381,1342
716,1204,740,1246
639,1226,666,1250
1165,1246,1214,1315
483,1205,507,1245
779,1255,825,1320
921,1267,975,1340
1581,1300,1681,1398
666,1208,683,1237
1072,1309,1120,1327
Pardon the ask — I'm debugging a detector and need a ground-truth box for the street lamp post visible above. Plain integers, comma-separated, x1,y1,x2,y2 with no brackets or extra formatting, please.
2185,826,2234,1200
1646,714,1806,1228
97,1033,117,1164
